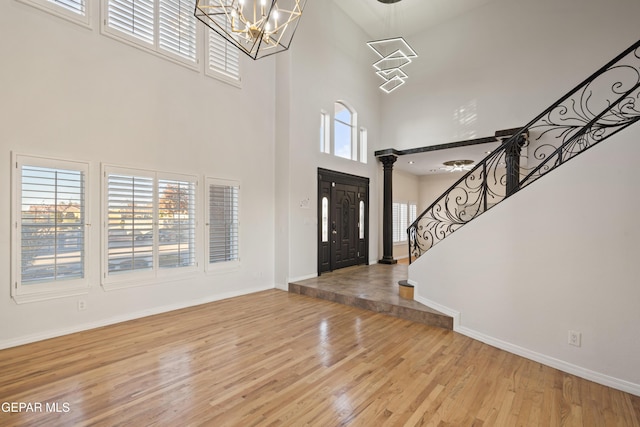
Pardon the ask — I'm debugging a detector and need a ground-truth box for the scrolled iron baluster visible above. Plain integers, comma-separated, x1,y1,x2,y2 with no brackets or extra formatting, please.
407,40,640,262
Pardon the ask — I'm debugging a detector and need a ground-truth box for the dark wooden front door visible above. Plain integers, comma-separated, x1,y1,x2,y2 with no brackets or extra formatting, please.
318,169,368,274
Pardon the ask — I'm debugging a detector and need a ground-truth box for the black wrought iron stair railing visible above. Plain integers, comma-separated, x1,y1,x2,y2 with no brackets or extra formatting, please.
408,39,640,263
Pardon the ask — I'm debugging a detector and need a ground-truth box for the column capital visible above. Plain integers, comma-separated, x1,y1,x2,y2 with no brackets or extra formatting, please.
378,154,398,169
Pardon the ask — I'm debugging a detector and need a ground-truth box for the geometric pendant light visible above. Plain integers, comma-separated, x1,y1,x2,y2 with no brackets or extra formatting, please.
367,37,418,93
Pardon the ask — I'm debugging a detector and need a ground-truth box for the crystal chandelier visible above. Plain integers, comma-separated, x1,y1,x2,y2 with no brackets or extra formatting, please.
194,0,307,60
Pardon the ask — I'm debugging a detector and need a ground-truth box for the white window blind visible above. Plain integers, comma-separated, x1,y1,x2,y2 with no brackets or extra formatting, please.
105,0,197,65
106,173,155,275
392,202,409,243
18,0,89,27
409,203,417,226
12,155,89,302
399,203,408,242
107,0,155,45
159,0,197,61
208,180,239,265
392,202,400,243
158,178,196,269
54,0,84,14
208,29,240,80
20,165,86,283
104,167,198,286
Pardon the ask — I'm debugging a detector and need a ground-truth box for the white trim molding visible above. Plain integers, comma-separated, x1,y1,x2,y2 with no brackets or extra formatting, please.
415,293,640,397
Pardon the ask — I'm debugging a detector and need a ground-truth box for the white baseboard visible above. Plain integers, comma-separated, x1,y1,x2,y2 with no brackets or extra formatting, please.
288,273,317,283
0,285,273,351
275,282,289,291
457,326,640,397
415,294,640,397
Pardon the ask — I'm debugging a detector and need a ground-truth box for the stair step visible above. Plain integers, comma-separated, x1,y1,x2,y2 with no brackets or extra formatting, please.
287,264,452,330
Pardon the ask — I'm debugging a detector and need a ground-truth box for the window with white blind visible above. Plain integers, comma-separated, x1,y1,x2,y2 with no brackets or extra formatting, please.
206,178,239,268
206,25,241,85
393,202,417,243
11,154,89,303
103,0,198,67
18,0,90,27
103,166,197,287
409,203,417,228
158,178,196,269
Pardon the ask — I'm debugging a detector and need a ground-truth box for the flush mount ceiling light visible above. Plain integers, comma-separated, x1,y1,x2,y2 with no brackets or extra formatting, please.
367,37,417,93
377,0,403,3
194,0,307,60
440,160,475,173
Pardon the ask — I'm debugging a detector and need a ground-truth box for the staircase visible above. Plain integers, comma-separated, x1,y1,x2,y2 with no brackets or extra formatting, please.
408,40,640,263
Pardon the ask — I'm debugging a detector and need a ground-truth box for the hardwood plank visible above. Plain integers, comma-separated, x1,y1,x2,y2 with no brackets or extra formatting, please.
0,290,639,426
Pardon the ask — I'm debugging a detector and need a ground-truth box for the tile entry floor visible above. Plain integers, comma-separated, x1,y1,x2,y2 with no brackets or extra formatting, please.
288,263,453,330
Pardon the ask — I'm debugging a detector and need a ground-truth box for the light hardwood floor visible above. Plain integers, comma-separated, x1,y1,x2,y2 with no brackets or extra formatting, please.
1,290,639,426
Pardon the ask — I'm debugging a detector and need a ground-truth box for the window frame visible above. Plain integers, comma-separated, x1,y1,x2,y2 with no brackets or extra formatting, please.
320,110,330,154
101,0,201,70
359,127,368,164
204,25,241,87
393,201,417,244
324,102,367,163
334,101,357,161
102,164,199,290
205,177,240,272
11,153,91,304
18,0,91,28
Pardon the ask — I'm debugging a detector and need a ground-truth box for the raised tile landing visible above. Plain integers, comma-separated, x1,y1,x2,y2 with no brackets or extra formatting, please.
288,264,453,330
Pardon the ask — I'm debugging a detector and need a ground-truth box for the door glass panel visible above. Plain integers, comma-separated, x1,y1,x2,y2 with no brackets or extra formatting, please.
359,200,365,239
321,197,329,242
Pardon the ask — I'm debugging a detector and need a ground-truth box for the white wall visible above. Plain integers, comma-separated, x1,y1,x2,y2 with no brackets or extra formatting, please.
418,173,462,213
400,0,640,396
0,1,277,346
275,1,383,284
411,125,640,395
381,0,640,150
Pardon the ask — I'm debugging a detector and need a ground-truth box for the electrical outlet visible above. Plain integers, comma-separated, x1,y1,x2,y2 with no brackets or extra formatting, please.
78,299,87,311
568,330,581,347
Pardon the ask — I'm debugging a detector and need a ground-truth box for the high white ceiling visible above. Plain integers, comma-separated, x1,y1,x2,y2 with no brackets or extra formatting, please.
334,0,496,40
333,0,501,175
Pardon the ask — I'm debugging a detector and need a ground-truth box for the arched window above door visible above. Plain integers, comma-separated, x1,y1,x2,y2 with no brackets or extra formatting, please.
334,101,356,160
319,101,367,163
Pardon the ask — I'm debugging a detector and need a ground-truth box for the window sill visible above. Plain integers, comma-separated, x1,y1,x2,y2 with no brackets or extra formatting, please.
17,0,92,29
13,287,89,304
205,69,242,89
205,260,241,274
